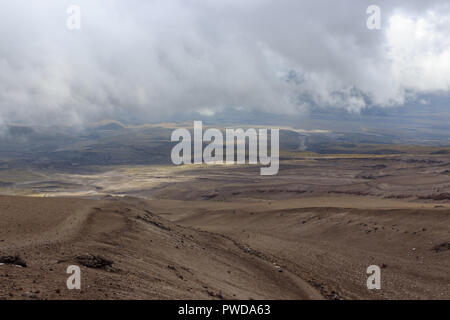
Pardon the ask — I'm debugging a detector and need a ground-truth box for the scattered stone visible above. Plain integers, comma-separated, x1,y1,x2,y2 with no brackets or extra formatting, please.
0,255,27,267
202,193,218,200
207,290,224,300
76,254,113,270
308,280,343,300
328,290,343,300
432,242,450,253
274,265,283,272
21,292,37,299
418,193,450,201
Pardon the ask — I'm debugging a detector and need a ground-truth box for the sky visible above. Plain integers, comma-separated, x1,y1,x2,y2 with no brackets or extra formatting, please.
0,0,449,127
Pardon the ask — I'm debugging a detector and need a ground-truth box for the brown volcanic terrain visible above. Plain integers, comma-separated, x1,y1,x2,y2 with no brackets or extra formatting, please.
0,195,322,300
150,197,450,299
0,153,449,300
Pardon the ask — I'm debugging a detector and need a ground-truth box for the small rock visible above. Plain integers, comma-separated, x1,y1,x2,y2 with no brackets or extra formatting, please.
22,292,37,299
0,255,27,268
76,254,113,270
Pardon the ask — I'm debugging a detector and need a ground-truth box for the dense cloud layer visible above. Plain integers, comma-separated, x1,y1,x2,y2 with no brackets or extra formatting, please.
0,0,449,126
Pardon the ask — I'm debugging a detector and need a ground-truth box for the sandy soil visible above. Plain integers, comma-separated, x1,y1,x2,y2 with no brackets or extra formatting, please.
0,195,322,300
0,154,449,300
150,197,450,299
0,194,449,299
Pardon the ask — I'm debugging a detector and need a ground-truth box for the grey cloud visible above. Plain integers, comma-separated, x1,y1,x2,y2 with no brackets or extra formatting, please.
0,0,449,127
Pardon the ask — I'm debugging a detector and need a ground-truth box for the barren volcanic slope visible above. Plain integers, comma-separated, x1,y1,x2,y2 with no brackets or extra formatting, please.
0,195,321,300
149,197,450,299
0,153,449,300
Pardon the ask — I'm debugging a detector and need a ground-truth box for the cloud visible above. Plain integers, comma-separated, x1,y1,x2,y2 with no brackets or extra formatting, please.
0,0,449,127
387,10,450,93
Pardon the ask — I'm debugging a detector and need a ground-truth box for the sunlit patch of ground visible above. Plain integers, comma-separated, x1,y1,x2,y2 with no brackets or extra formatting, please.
0,165,197,198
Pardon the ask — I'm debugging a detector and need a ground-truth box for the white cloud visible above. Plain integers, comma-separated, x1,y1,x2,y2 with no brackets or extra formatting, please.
387,11,450,93
0,0,449,127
